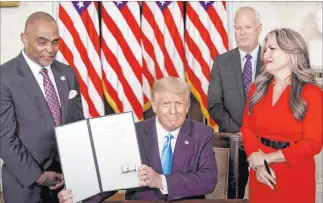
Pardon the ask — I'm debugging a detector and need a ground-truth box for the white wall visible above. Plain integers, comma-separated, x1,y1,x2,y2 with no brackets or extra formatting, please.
0,1,321,196
229,1,322,48
0,1,54,64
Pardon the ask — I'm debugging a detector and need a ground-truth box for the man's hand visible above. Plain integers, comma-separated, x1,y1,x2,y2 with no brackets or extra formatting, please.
248,151,266,169
138,165,163,189
58,189,73,203
255,165,276,190
37,171,64,190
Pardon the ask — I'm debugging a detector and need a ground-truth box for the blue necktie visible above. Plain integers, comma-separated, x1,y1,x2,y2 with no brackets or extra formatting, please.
161,133,174,175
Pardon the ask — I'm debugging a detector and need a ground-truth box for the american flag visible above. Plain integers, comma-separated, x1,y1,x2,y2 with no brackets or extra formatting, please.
56,1,104,118
185,1,228,131
141,1,186,85
100,1,144,122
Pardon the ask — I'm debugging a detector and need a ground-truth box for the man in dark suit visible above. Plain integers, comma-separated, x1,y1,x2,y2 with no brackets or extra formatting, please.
0,12,84,203
58,77,217,203
207,7,263,199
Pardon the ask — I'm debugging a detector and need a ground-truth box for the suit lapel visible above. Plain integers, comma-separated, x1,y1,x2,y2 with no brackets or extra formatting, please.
143,118,163,174
17,53,54,125
231,48,245,102
51,61,69,125
172,120,194,173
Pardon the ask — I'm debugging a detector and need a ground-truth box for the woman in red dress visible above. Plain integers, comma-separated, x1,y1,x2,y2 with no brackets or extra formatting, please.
242,28,323,203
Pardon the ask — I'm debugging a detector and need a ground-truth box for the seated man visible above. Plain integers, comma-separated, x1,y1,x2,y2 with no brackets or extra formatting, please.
58,77,218,203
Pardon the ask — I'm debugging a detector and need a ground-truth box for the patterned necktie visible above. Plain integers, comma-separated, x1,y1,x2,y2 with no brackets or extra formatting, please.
40,68,61,126
161,133,174,175
243,54,252,97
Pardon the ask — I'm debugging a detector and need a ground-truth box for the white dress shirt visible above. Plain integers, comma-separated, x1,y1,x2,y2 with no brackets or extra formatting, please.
239,44,260,83
22,51,61,106
155,118,180,194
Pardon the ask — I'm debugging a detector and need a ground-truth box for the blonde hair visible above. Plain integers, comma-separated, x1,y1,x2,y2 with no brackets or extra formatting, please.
248,28,318,121
151,77,190,101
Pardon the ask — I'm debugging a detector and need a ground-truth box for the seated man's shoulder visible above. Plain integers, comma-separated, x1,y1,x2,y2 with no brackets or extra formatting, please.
135,117,153,130
188,119,213,138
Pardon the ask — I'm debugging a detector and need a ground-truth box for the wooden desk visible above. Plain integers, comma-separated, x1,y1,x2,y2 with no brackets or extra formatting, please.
0,192,247,203
105,200,247,203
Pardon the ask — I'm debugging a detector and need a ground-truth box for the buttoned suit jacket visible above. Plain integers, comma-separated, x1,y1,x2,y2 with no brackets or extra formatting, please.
0,52,84,203
125,117,217,201
207,47,263,133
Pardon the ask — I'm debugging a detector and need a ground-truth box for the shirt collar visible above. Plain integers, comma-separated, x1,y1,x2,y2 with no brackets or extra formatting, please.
155,117,180,140
239,44,260,61
22,50,51,75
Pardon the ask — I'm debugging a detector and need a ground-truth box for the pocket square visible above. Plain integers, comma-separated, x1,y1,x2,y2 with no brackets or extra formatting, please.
68,90,78,99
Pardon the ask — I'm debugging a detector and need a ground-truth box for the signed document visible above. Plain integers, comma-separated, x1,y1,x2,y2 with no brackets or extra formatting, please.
55,112,142,202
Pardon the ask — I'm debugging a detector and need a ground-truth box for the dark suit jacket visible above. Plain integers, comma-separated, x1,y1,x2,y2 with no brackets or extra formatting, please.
207,47,263,133
90,117,217,203
126,117,217,201
0,53,84,202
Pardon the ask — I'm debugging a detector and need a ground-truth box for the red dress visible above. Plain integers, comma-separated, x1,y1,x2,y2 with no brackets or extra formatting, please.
241,82,323,203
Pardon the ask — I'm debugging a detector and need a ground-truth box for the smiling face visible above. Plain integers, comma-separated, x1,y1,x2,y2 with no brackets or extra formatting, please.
21,19,59,67
234,8,262,53
152,91,190,132
263,34,291,75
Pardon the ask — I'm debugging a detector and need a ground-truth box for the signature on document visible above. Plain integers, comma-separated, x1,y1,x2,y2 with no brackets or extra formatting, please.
121,164,137,174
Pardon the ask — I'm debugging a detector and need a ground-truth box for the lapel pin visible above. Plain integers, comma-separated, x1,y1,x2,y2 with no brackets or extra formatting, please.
60,76,66,81
184,140,189,145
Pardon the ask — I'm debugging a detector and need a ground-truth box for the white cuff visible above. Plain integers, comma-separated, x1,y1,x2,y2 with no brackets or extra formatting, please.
160,175,168,194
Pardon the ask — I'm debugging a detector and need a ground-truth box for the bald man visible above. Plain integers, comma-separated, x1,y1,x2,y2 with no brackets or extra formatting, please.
207,7,263,198
0,12,84,203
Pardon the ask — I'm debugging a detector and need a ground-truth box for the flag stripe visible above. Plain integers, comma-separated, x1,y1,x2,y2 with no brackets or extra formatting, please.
208,6,229,51
187,3,219,59
102,71,123,113
59,6,103,101
101,38,143,120
142,3,179,77
59,38,100,116
185,32,211,82
142,36,163,79
185,66,208,108
80,3,100,55
163,4,186,78
141,25,164,79
119,3,141,44
101,6,142,84
58,2,104,118
185,2,228,130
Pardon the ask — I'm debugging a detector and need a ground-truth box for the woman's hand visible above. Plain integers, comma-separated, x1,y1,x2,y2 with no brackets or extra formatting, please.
58,189,73,203
255,165,276,190
248,151,267,169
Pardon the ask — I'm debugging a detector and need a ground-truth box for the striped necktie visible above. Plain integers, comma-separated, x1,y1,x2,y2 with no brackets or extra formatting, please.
40,68,61,126
243,54,252,97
